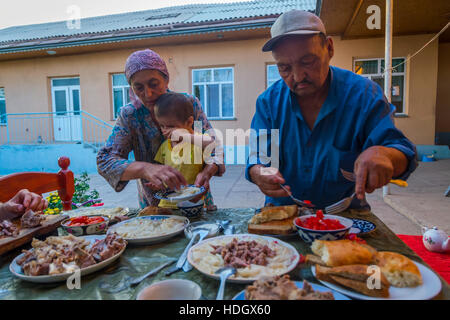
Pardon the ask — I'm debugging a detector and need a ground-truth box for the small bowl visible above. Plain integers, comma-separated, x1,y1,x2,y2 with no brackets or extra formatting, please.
184,221,220,239
62,215,109,236
293,214,353,243
177,200,204,218
136,279,202,300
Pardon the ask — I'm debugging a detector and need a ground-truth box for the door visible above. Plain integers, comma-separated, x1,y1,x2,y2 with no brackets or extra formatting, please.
51,78,82,142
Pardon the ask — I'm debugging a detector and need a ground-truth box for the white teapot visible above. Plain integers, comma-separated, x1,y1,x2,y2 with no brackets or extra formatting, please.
422,226,450,253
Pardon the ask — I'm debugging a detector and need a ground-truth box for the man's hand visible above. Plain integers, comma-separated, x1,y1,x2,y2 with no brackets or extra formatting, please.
249,165,291,198
0,189,48,219
354,146,408,200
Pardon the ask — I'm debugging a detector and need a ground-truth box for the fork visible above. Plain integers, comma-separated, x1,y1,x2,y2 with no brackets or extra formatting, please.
324,192,356,215
279,184,315,208
340,169,408,187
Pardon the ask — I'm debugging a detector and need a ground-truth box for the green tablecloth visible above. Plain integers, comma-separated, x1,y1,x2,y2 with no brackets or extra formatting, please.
0,208,448,300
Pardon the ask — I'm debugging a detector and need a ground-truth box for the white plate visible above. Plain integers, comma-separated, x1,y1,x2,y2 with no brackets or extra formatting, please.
311,262,442,300
155,185,205,203
232,281,350,300
67,206,130,218
107,215,189,245
187,234,300,284
10,235,126,283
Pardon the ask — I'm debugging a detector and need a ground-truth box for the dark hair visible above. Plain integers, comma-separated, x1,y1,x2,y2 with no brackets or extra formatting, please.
155,92,194,123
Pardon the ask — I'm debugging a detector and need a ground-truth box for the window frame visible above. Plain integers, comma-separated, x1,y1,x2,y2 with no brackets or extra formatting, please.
111,73,130,120
353,57,407,115
191,66,235,120
266,63,282,88
0,87,5,126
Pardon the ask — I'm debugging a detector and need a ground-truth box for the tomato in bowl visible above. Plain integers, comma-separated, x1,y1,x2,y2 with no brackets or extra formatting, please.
293,210,353,243
62,215,109,236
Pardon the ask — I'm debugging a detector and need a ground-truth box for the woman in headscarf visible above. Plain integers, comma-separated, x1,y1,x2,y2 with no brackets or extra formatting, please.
97,49,225,209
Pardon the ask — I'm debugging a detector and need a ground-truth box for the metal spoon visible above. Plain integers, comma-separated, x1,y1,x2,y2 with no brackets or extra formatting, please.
165,227,209,276
215,266,237,300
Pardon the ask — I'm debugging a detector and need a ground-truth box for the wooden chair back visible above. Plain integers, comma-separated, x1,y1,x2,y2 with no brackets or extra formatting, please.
0,156,75,211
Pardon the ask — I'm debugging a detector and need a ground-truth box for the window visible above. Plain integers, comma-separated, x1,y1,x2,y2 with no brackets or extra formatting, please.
192,67,234,119
112,73,130,119
0,88,6,125
354,58,406,114
267,64,282,88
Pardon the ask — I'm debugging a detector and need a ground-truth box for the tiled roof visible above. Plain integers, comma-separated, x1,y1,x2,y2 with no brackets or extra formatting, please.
0,0,316,44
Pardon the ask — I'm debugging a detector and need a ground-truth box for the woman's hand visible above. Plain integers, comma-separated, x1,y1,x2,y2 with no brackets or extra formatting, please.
0,189,48,220
191,164,218,202
140,162,188,191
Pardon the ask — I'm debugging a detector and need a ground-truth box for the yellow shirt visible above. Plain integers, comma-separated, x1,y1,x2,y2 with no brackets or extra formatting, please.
154,138,204,208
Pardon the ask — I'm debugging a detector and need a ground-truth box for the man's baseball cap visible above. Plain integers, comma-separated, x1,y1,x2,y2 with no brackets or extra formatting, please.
262,10,326,52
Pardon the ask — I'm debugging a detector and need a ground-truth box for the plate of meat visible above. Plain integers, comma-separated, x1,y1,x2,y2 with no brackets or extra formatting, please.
187,234,300,284
232,275,350,300
9,233,127,283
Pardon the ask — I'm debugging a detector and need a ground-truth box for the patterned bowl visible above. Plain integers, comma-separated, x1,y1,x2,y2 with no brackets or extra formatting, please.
61,215,110,236
177,200,204,218
293,214,353,243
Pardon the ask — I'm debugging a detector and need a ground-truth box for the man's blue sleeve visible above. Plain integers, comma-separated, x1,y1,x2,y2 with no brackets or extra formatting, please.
245,96,273,183
361,96,418,181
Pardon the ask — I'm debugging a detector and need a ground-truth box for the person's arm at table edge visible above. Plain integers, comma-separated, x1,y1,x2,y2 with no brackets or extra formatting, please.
354,92,417,199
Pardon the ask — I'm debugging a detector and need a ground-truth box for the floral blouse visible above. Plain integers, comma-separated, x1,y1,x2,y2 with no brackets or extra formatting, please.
97,93,225,209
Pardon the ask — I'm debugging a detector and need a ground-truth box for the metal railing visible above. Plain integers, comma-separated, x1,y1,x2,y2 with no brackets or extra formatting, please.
0,111,113,151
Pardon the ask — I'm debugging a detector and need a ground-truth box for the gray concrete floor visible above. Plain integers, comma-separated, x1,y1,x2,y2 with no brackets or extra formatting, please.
84,161,450,236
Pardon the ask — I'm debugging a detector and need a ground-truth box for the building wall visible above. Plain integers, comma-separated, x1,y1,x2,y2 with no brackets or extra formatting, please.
436,42,450,134
0,33,439,146
331,34,439,145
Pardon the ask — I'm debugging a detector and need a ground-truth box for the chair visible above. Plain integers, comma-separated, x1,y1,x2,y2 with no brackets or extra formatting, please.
0,156,75,211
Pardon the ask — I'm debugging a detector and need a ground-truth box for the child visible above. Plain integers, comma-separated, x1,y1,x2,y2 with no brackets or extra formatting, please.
153,92,217,211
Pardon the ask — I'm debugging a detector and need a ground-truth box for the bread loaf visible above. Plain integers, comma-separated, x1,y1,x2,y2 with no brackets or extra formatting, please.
248,205,298,224
316,264,390,298
375,251,422,287
311,240,377,267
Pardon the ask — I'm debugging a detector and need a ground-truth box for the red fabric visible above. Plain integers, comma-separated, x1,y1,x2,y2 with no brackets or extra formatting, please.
397,234,450,284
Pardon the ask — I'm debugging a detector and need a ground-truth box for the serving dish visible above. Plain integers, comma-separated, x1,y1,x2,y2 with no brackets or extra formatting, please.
67,206,130,219
155,185,205,203
232,281,350,300
9,234,126,283
136,279,202,300
177,200,204,218
311,262,442,300
61,215,109,236
294,214,353,243
349,218,376,235
187,234,300,284
107,215,189,245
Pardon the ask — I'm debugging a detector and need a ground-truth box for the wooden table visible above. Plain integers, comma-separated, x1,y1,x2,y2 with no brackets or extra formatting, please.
0,208,448,300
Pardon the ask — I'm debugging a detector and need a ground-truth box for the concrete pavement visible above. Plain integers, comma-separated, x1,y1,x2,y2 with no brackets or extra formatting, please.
86,161,450,236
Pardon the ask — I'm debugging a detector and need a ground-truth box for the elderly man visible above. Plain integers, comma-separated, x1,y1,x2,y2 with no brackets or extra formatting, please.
246,10,417,209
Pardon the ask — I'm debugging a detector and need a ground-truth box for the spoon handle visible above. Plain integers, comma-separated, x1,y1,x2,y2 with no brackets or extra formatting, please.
130,260,175,285
176,232,199,269
216,273,228,300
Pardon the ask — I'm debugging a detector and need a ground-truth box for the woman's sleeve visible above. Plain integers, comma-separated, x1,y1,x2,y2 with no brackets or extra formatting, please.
96,111,134,192
190,95,226,177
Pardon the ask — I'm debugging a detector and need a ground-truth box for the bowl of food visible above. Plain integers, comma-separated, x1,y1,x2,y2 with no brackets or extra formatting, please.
62,215,109,236
177,199,204,218
136,279,202,300
293,210,353,243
